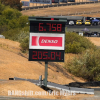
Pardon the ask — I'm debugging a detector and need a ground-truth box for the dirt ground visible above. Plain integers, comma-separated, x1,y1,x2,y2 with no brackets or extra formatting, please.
0,37,97,99
21,3,100,17
0,1,100,99
86,37,100,46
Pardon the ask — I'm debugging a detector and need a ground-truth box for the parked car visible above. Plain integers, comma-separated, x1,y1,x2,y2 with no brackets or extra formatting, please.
91,32,98,36
84,32,91,37
84,32,100,37
69,20,75,25
76,20,82,25
85,20,91,25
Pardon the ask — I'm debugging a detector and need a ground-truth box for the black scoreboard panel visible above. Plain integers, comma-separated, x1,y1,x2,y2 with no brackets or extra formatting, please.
29,17,66,62
30,21,65,33
29,49,64,62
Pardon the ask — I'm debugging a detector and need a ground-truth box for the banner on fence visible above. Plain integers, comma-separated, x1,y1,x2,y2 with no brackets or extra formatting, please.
21,1,30,6
52,0,59,3
30,0,52,4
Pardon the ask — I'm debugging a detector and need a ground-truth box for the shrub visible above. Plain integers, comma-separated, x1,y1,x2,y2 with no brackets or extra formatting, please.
66,49,100,81
0,25,8,34
17,29,29,43
18,16,29,28
65,32,96,53
2,26,29,41
8,19,19,29
1,0,22,11
65,41,85,54
2,7,22,20
20,36,29,53
0,2,5,14
0,16,9,25
2,28,20,41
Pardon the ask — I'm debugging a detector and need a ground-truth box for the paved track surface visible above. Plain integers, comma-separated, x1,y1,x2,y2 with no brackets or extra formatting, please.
66,25,100,32
0,96,100,100
0,96,51,100
94,88,100,97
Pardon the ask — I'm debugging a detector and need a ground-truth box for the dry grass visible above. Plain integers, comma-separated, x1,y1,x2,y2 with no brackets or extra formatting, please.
1,2,100,98
0,81,94,99
0,38,95,99
21,2,100,17
0,80,55,99
0,38,85,83
86,37,100,46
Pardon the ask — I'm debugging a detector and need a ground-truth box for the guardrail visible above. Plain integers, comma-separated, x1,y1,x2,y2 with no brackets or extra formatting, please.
52,10,100,16
22,1,100,11
12,77,94,95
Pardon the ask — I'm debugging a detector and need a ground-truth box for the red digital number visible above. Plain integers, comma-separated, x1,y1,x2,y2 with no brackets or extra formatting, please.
51,52,55,60
38,51,42,59
32,51,37,59
43,52,48,59
39,23,43,31
52,24,56,31
57,24,62,32
46,23,51,31
56,52,61,60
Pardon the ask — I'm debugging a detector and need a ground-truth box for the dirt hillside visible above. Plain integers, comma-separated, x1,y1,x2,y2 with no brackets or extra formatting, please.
21,3,100,17
86,37,100,46
0,38,96,99
0,38,85,83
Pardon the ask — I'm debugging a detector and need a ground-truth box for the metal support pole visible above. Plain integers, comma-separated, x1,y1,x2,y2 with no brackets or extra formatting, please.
44,61,48,87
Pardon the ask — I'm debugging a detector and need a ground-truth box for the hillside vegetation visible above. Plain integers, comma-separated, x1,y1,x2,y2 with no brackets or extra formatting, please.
1,3,100,82
0,0,22,10
0,2,29,52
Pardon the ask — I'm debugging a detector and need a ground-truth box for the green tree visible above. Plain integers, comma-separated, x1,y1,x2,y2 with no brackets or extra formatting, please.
18,16,29,28
8,19,19,29
0,15,9,25
2,8,22,20
0,0,22,11
0,2,5,14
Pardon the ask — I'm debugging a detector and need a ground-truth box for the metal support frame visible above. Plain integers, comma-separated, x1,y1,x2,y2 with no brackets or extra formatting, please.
43,61,48,87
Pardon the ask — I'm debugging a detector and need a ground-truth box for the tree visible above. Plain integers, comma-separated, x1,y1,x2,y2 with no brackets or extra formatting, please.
0,2,5,14
0,0,22,11
2,8,22,20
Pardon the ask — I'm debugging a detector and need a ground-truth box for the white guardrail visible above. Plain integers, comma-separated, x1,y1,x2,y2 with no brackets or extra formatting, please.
13,77,94,95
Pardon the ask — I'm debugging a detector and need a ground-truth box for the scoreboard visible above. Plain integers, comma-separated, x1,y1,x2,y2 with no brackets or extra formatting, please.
30,21,65,33
29,17,67,62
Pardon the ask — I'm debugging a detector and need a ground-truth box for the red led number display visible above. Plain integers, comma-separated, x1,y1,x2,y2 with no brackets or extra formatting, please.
32,51,61,60
39,23,62,32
